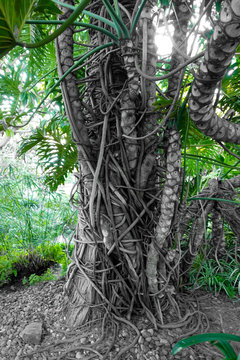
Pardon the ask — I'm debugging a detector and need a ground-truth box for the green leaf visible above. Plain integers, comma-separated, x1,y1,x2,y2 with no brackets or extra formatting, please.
172,333,240,356
213,340,237,359
215,0,221,13
159,0,169,6
0,5,15,57
0,0,17,34
15,0,34,37
5,128,14,137
0,0,34,58
18,117,78,191
32,0,62,16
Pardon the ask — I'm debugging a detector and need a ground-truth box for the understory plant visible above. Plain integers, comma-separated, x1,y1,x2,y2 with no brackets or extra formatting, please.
0,164,76,250
22,268,58,286
0,242,74,287
172,333,240,360
189,252,240,299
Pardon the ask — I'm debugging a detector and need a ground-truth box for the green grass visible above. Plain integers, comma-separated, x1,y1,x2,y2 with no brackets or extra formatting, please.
188,253,240,299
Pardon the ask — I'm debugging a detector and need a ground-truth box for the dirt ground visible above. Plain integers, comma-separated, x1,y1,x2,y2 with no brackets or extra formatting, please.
0,278,240,360
196,289,240,355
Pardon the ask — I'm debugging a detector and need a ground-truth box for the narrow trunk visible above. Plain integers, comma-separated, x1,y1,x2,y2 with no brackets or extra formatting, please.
189,0,240,143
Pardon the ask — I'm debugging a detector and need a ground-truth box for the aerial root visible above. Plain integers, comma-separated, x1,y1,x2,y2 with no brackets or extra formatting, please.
19,312,140,360
19,299,208,360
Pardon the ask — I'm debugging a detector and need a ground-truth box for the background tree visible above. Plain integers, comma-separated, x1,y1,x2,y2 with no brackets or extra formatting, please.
0,0,240,329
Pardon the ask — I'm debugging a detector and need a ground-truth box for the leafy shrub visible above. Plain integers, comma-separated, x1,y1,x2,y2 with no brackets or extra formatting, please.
37,242,73,276
0,165,76,286
0,255,18,286
22,268,57,286
0,242,73,287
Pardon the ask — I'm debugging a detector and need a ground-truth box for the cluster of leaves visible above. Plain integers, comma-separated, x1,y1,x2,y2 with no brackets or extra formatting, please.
18,117,78,190
0,164,76,248
189,253,240,299
0,159,75,286
0,242,74,287
0,247,52,287
22,268,57,286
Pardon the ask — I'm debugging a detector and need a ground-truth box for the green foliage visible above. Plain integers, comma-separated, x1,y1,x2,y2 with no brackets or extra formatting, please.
0,242,73,287
38,242,73,264
0,164,76,248
32,0,62,17
0,64,38,128
0,248,49,286
22,268,57,286
0,0,34,58
189,255,240,299
172,333,240,359
39,242,74,277
0,254,18,286
18,117,78,190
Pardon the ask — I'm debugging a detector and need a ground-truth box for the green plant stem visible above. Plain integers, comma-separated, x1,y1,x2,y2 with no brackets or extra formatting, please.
52,0,116,29
101,0,130,38
178,89,191,202
222,160,240,179
16,0,90,49
24,42,114,127
185,153,240,170
187,197,240,205
25,20,118,43
27,67,57,91
130,0,148,34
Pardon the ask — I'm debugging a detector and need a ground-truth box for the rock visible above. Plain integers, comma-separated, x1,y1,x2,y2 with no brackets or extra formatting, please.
145,336,152,342
138,335,144,344
158,338,170,346
148,328,154,336
141,329,150,338
80,337,87,344
20,322,43,345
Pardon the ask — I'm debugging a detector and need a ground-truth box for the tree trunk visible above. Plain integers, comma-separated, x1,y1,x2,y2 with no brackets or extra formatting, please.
55,0,240,327
189,0,240,143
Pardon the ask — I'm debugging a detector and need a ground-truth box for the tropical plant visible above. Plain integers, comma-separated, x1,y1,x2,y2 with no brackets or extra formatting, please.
0,242,73,286
18,116,78,190
172,333,240,360
1,0,240,336
189,256,240,299
0,164,76,249
22,268,58,286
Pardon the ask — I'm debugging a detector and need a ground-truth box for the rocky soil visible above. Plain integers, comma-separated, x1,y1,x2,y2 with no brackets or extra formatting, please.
0,275,239,360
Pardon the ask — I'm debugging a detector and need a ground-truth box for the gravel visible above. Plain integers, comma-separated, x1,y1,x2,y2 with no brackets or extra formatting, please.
0,279,218,360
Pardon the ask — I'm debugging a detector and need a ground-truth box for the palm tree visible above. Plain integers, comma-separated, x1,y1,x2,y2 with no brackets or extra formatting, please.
1,0,240,328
